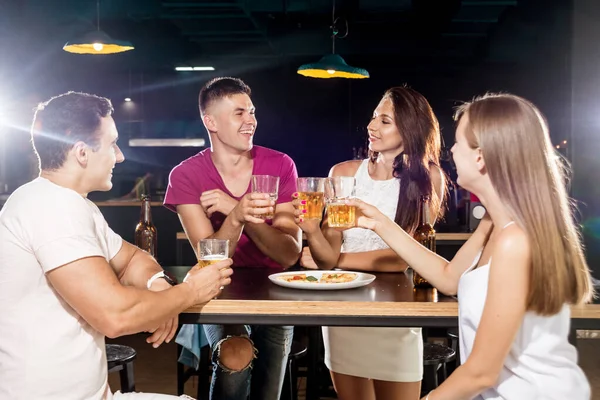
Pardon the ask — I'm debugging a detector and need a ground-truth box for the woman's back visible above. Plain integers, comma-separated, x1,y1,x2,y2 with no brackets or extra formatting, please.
458,252,590,399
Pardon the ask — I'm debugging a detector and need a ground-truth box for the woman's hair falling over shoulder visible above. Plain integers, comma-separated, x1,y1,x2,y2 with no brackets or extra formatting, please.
454,93,594,315
369,85,447,234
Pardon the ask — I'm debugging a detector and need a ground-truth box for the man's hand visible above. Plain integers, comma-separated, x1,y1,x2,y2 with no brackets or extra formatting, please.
231,193,275,225
184,259,234,304
200,189,238,217
146,278,178,348
299,246,319,269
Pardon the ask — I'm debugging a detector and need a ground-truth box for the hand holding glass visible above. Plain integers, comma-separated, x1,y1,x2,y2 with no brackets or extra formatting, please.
297,177,325,220
197,239,229,268
325,176,357,228
251,175,279,220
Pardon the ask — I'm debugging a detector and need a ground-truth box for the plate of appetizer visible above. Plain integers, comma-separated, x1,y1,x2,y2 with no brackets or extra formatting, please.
268,270,375,290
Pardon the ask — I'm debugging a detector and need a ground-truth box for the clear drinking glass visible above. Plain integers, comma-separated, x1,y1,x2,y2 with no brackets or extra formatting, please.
324,176,356,228
251,175,279,220
197,239,229,268
297,177,325,220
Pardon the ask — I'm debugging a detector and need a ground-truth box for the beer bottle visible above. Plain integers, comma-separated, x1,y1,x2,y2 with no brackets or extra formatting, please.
135,194,157,257
413,195,435,288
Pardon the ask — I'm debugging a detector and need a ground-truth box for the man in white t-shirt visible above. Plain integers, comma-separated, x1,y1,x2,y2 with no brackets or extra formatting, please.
0,91,234,400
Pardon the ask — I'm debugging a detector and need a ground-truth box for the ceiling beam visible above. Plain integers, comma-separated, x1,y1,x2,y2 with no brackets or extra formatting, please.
160,14,248,19
161,2,241,8
461,1,517,5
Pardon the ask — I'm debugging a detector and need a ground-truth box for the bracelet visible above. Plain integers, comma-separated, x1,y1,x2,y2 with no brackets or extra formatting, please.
146,271,166,289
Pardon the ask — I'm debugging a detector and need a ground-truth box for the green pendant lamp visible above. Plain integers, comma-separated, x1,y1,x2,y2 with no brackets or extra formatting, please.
63,0,134,55
297,1,368,79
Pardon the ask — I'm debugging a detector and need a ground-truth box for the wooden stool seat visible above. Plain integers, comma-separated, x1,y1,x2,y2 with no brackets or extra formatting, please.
106,344,137,393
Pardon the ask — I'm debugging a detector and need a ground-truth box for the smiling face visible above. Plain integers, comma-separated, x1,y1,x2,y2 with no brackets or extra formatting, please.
84,115,124,191
366,96,404,155
204,93,257,154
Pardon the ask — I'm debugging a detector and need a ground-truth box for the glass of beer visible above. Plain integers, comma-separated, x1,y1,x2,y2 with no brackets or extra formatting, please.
297,177,325,220
197,239,229,268
325,176,356,228
251,175,279,220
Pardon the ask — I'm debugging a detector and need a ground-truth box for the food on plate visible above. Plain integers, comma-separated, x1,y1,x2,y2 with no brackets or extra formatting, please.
278,274,319,283
320,272,358,283
277,272,358,284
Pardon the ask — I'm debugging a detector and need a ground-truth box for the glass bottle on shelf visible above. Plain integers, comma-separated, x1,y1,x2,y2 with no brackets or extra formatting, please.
135,195,157,257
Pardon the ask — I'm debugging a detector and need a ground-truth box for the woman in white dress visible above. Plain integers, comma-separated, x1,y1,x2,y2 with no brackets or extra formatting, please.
346,93,593,400
292,86,446,400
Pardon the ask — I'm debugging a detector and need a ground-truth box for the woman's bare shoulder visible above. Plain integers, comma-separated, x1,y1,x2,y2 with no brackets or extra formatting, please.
329,160,364,177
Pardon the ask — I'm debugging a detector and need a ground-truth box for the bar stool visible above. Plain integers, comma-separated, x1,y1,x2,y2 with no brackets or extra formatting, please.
281,340,308,400
422,343,455,394
176,343,211,400
106,344,137,393
446,328,460,374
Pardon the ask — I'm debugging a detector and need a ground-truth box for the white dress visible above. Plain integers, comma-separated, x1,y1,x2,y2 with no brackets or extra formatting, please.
458,226,591,399
322,159,423,382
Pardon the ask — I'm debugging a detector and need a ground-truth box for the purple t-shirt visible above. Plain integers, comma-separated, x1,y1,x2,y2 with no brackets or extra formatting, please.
164,146,298,268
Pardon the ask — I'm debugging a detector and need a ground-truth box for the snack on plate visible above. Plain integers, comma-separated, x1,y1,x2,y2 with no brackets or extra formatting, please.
278,274,319,283
319,273,358,283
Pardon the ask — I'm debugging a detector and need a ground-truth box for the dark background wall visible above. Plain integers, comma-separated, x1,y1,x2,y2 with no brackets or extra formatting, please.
2,0,595,273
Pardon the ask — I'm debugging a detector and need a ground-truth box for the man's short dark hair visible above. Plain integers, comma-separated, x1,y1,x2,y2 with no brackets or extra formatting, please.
198,77,251,116
31,91,113,171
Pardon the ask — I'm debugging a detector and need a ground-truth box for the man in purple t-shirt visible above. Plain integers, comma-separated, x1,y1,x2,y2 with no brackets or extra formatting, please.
164,77,300,400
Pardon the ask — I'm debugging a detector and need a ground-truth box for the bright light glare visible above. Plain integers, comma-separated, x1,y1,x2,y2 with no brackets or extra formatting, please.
175,66,215,72
327,69,336,74
93,42,104,51
124,97,132,102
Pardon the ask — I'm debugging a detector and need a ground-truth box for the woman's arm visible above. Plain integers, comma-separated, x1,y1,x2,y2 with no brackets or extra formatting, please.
302,161,362,270
353,198,493,295
337,249,408,272
424,225,530,400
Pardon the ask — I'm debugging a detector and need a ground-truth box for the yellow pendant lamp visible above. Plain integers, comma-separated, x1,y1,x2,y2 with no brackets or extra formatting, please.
63,0,134,55
297,0,369,79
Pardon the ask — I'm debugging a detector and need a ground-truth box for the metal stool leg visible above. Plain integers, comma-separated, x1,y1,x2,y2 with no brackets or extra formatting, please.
197,345,211,400
423,364,439,393
120,362,135,393
176,344,185,395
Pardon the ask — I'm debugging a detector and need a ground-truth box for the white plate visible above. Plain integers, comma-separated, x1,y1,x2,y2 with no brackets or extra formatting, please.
268,270,376,290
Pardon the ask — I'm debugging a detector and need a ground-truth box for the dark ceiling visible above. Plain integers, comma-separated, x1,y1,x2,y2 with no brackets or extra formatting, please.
2,0,528,71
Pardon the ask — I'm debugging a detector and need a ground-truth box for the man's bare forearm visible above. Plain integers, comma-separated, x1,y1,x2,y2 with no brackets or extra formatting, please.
117,246,163,289
244,223,301,267
207,214,245,258
106,284,196,338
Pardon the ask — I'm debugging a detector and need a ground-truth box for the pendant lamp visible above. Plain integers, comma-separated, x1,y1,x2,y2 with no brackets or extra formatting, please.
63,0,134,54
297,0,368,79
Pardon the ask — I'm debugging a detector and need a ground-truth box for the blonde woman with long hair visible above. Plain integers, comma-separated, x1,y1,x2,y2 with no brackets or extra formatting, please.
345,93,594,400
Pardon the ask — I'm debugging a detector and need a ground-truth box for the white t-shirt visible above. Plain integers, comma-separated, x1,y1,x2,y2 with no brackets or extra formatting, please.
0,177,123,400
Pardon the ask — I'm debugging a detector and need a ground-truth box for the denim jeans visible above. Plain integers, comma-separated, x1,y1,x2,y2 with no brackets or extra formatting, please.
203,324,294,400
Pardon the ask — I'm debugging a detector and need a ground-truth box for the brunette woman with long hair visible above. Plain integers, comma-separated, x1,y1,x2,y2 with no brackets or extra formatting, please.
292,86,446,400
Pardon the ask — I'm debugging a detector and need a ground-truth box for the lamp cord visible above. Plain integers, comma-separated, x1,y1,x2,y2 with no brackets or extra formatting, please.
331,0,336,54
330,0,348,54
